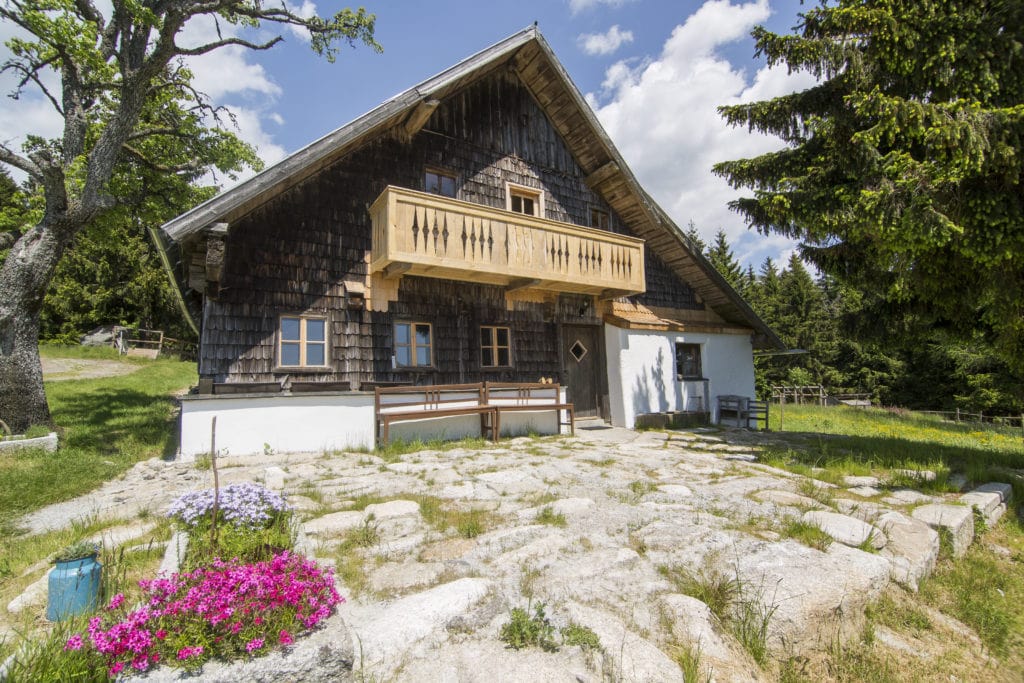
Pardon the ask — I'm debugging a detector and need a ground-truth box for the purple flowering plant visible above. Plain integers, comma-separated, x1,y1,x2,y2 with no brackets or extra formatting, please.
167,483,295,567
62,552,342,675
168,482,291,530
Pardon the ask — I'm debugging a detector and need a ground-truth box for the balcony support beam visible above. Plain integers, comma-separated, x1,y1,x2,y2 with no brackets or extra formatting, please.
383,262,412,279
506,277,541,293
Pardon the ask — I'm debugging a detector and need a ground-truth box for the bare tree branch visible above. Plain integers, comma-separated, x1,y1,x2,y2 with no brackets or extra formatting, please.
0,144,43,181
175,35,283,56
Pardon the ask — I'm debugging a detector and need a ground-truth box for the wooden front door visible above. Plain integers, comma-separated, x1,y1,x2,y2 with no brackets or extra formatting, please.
562,324,602,418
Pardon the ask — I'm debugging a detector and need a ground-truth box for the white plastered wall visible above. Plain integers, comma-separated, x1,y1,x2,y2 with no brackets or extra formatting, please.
604,325,756,428
179,394,376,458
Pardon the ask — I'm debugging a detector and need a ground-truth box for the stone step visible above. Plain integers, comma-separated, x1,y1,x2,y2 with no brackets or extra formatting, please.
910,504,973,557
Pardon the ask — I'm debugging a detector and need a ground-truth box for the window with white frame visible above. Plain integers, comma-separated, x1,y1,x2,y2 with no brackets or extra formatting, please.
506,183,543,217
394,322,433,367
279,315,327,368
480,326,511,368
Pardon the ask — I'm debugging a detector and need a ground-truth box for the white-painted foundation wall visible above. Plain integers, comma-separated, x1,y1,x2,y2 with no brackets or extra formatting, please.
179,390,569,458
603,325,756,428
179,394,376,458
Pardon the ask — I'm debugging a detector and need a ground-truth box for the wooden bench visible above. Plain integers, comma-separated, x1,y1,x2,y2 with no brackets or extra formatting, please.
484,382,575,438
374,383,496,446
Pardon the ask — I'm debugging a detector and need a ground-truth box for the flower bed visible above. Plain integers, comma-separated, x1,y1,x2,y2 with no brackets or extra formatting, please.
167,482,295,568
63,551,341,676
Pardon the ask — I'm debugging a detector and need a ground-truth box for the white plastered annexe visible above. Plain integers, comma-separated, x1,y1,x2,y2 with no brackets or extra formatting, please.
604,323,756,428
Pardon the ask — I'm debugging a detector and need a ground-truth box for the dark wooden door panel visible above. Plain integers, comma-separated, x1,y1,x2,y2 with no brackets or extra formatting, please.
562,325,600,417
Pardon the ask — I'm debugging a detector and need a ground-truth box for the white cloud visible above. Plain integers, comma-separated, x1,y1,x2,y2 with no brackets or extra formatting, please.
589,0,818,269
0,7,287,186
578,25,635,56
569,0,638,15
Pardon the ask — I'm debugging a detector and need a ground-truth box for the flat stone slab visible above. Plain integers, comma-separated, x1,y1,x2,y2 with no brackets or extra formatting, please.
911,504,973,557
847,486,882,498
0,432,58,453
960,487,1006,528
263,466,286,490
974,481,1013,503
881,489,938,506
803,511,886,549
364,499,420,519
7,574,47,613
369,560,447,595
302,511,364,537
657,484,694,497
549,497,596,515
892,469,936,483
753,489,826,509
89,521,157,549
843,475,880,488
354,578,493,665
876,511,939,591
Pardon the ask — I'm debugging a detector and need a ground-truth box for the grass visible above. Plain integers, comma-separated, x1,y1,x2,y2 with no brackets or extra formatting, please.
417,496,493,538
374,435,489,462
767,405,1024,496
780,517,833,551
919,511,1024,659
535,506,567,527
0,348,195,533
658,560,776,666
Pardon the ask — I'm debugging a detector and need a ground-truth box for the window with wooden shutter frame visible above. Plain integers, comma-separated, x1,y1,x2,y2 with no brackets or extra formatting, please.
480,326,511,368
278,315,328,368
394,322,433,367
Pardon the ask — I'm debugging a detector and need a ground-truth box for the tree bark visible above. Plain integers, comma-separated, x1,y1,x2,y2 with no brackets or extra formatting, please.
0,217,78,433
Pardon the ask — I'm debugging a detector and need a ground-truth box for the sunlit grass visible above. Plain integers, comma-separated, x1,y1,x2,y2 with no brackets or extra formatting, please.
0,351,195,531
766,405,1024,496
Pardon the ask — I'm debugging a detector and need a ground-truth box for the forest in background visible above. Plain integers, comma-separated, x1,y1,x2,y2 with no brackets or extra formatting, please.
696,226,1024,415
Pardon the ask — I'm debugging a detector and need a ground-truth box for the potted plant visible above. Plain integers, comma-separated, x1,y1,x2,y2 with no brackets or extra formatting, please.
47,540,102,621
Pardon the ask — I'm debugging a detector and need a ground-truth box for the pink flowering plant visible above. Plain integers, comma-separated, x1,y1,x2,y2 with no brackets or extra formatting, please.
62,551,342,676
167,483,295,567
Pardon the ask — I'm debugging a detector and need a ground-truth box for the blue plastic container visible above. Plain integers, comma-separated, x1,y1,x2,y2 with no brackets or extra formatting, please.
46,554,102,621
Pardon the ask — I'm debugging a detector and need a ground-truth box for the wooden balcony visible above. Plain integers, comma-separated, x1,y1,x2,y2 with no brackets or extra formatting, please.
369,186,645,297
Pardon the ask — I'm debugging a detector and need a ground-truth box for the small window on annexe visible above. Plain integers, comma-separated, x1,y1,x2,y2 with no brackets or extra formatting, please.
675,342,702,380
279,315,327,368
480,326,511,368
506,183,543,217
425,169,456,197
395,322,433,367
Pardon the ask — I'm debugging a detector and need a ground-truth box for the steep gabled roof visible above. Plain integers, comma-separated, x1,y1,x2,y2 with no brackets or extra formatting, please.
161,25,782,349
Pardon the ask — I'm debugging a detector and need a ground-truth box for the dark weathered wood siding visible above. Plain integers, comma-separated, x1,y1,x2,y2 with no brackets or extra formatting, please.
200,71,700,386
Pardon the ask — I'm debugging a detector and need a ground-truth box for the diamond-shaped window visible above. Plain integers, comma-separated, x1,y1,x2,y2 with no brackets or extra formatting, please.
570,340,588,363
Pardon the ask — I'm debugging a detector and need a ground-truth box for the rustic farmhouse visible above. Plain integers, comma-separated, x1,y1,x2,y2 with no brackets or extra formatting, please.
160,26,782,457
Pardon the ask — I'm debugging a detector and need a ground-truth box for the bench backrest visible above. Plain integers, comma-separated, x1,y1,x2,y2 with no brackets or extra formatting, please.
375,383,486,414
484,382,563,406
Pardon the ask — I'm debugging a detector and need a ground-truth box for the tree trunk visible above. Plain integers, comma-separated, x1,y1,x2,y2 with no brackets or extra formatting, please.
0,218,78,433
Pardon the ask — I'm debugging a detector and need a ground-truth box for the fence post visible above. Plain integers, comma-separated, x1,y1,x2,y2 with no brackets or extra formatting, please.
955,408,960,422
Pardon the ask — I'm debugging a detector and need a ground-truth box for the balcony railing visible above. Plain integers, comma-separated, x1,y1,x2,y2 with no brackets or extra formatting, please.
369,186,645,296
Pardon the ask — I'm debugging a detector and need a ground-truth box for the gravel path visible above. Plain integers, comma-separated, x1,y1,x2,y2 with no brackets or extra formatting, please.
40,357,141,381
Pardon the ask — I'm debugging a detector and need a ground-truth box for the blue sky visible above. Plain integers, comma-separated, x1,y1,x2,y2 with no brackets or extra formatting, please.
0,0,816,270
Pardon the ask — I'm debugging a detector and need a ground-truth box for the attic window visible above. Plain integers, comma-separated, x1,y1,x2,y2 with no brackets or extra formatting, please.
425,169,456,197
506,183,543,217
590,208,610,230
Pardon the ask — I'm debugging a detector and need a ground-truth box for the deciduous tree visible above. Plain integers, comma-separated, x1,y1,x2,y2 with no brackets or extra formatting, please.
0,1,378,432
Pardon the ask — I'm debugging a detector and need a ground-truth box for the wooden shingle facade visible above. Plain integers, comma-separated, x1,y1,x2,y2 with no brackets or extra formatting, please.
163,27,781,456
